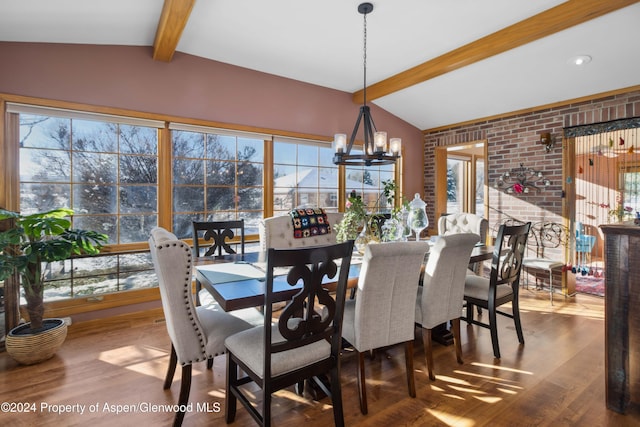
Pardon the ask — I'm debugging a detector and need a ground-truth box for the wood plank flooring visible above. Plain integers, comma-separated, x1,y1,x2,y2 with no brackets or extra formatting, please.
1,289,640,426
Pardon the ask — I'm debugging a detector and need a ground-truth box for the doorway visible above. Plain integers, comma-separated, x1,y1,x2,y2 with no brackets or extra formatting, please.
565,117,640,296
434,141,487,220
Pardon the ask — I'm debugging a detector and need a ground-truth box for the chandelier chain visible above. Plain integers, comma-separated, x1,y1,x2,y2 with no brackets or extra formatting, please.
363,11,367,106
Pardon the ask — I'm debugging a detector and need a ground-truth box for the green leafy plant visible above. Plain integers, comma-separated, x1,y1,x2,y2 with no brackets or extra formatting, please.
380,179,409,216
336,180,409,243
0,208,108,332
335,190,368,243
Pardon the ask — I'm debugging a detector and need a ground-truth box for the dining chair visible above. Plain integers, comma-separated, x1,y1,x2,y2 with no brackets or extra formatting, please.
415,233,479,380
342,241,430,415
438,213,488,243
192,219,245,257
522,222,567,304
438,212,488,274
148,227,258,427
463,222,531,359
192,219,245,307
225,240,354,427
575,221,596,275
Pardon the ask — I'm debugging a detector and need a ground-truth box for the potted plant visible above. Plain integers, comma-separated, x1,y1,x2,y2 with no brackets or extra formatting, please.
335,190,368,243
0,208,107,364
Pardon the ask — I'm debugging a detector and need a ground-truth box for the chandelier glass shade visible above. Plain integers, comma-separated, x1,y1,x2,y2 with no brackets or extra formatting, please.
333,3,401,167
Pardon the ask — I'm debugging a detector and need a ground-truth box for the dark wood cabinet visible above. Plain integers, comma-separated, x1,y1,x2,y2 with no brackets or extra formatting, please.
601,224,640,413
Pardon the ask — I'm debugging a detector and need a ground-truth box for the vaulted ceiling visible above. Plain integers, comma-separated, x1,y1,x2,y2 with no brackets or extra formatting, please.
1,0,639,131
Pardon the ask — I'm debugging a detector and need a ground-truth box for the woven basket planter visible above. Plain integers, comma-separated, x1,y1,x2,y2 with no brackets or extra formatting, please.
6,318,68,365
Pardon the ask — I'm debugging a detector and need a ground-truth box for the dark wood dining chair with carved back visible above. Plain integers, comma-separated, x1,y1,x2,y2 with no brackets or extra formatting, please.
463,222,531,359
192,220,245,308
225,240,354,427
192,219,245,257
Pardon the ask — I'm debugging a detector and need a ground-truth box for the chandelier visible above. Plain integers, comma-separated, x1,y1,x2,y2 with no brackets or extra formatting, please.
333,3,401,167
496,163,551,194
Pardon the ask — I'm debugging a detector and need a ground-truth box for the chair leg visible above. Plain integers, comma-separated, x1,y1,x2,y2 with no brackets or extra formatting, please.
263,383,272,427
195,279,202,306
512,293,525,344
404,341,416,397
488,300,501,359
465,302,475,322
356,351,368,415
164,344,178,390
549,269,554,305
174,364,191,427
206,358,213,370
421,327,435,381
451,318,464,365
330,364,345,427
225,354,237,424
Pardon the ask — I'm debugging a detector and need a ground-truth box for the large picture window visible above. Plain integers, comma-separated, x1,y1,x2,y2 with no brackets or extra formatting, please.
12,105,163,300
2,101,398,310
170,125,266,238
273,138,338,216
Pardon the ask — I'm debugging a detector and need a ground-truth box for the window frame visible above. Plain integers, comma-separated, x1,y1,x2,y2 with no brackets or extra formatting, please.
1,95,402,317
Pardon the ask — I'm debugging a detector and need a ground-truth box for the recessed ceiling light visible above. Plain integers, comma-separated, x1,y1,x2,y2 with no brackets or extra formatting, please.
568,55,592,66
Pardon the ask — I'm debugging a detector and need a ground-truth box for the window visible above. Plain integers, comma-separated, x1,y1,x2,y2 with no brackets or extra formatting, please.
273,138,338,215
440,142,485,216
344,146,395,213
13,106,162,300
171,127,265,237
2,101,399,309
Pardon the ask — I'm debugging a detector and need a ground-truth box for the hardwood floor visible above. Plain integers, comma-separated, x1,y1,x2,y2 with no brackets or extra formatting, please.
1,289,639,427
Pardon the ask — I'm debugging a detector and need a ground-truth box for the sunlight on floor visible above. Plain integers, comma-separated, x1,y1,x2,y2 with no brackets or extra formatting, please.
98,344,167,365
470,362,533,375
98,344,176,380
453,370,524,386
473,395,502,403
425,408,475,427
518,290,605,320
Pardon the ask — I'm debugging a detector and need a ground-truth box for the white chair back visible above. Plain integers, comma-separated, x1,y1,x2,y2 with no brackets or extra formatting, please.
438,213,488,245
258,211,343,250
417,233,480,328
350,241,429,351
149,227,207,364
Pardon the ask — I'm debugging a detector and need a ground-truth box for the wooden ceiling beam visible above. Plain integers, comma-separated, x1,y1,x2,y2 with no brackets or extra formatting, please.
353,0,640,104
152,0,196,62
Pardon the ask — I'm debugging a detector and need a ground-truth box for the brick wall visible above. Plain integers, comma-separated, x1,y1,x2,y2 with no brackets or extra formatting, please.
423,88,640,241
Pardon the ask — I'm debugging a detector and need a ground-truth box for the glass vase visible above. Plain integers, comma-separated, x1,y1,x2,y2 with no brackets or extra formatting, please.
407,193,428,241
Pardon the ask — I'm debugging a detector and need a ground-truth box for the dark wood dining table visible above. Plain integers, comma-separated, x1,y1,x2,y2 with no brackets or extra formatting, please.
194,251,362,311
194,244,496,313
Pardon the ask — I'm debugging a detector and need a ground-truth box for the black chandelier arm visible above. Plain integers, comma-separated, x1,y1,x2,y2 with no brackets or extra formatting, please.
346,106,366,154
362,107,375,152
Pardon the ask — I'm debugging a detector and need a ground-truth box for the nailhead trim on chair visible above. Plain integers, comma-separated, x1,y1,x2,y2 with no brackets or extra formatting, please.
161,241,210,366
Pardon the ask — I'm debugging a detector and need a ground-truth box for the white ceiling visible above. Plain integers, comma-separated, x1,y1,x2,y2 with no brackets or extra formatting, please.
1,0,639,131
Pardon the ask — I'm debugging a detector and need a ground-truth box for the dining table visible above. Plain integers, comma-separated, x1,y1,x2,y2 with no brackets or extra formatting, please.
194,251,362,311
194,243,496,313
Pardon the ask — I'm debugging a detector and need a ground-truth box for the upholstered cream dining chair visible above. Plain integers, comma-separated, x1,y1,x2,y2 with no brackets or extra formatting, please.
148,227,259,427
258,210,343,250
341,241,430,414
415,233,479,380
438,213,487,275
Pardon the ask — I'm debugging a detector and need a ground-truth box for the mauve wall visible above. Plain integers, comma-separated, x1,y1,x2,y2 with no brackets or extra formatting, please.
0,42,424,197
